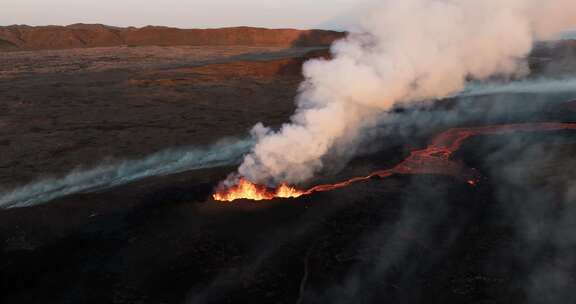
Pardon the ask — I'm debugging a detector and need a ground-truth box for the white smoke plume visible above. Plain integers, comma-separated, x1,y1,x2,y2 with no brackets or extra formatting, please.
237,0,576,185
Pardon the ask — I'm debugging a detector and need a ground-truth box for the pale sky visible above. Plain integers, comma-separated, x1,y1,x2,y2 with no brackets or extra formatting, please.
0,0,363,29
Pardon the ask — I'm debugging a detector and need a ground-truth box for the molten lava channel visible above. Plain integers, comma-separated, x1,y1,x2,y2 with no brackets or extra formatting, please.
212,178,305,202
213,122,576,202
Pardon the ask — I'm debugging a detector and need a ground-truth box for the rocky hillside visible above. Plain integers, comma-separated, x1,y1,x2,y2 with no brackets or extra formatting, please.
0,24,344,51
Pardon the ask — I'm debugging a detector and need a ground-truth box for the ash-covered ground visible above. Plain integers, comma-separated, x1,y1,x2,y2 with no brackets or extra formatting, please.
1,42,576,304
0,45,324,188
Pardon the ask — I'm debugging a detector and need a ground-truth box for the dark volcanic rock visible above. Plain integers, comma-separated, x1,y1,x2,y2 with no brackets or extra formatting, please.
529,40,576,76
0,24,345,51
0,38,17,49
0,46,330,187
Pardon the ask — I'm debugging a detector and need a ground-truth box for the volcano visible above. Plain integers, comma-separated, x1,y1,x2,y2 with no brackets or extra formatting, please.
1,21,576,304
213,123,576,202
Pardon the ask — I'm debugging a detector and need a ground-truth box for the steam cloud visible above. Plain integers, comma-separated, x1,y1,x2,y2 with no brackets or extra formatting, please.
238,0,576,185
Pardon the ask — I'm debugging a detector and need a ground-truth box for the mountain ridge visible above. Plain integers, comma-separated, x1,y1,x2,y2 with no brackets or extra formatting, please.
0,24,345,51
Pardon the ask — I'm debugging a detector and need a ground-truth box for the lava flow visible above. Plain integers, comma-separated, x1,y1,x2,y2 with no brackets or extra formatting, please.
213,122,576,202
213,178,305,202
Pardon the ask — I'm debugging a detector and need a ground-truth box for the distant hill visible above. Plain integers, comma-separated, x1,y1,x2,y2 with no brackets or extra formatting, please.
0,24,345,51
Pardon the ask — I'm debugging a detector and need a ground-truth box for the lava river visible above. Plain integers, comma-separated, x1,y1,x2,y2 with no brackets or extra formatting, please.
213,122,576,202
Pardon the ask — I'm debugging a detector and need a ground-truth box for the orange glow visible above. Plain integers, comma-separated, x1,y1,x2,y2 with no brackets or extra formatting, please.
213,123,576,203
275,183,306,199
212,178,305,202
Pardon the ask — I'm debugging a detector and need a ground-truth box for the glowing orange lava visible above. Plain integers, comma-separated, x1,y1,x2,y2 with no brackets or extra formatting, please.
213,122,576,202
212,178,305,202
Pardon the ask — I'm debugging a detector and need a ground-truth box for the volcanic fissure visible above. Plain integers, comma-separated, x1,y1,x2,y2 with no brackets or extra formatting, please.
213,122,576,202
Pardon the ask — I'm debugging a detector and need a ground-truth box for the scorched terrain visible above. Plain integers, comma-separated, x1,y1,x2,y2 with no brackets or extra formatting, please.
1,26,576,304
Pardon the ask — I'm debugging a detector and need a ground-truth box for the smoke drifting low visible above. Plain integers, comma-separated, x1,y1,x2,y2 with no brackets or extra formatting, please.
460,77,576,98
238,0,576,185
0,139,251,209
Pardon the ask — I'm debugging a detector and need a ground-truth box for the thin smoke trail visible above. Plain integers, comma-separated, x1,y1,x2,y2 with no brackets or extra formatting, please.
0,138,252,209
459,77,576,97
